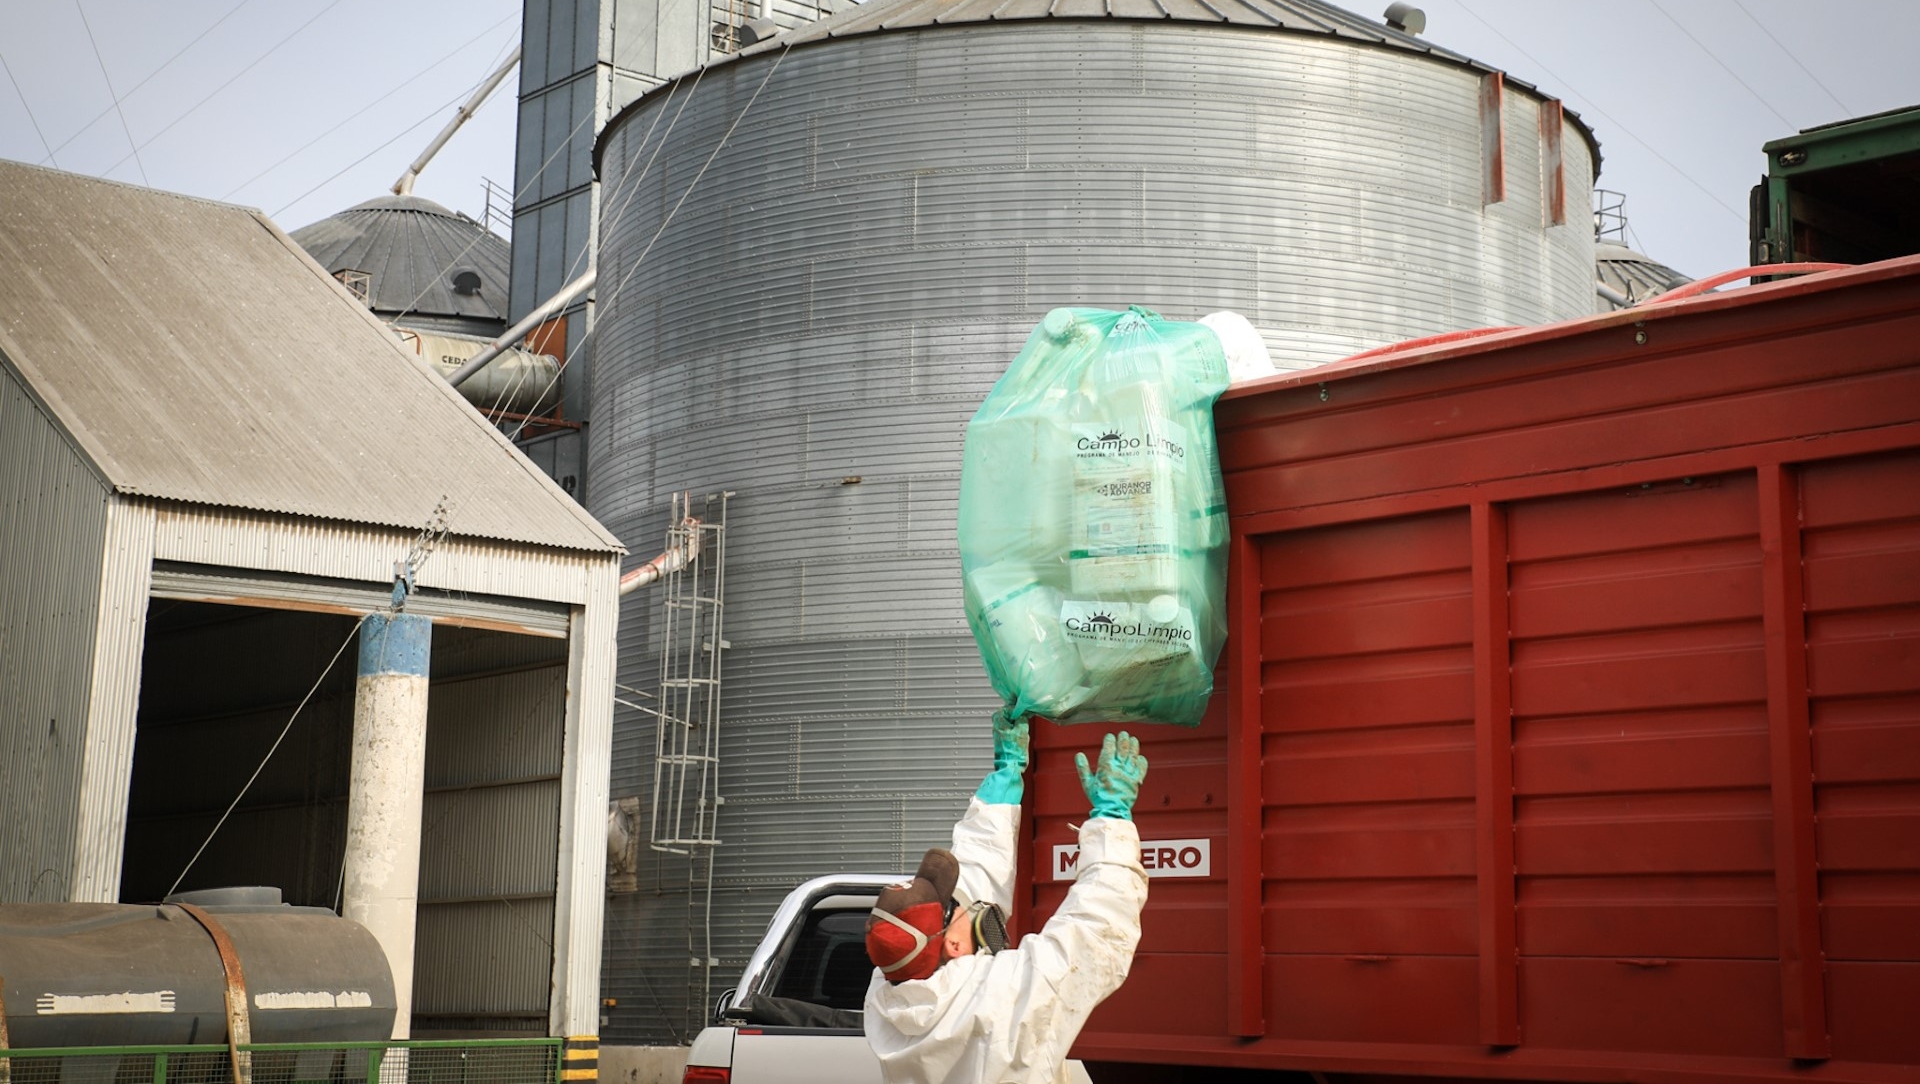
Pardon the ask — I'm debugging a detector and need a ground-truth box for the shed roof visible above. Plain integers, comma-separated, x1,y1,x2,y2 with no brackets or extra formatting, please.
0,160,621,555
290,195,512,327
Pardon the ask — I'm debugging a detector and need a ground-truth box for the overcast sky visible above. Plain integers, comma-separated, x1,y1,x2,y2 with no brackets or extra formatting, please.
1,0,1914,280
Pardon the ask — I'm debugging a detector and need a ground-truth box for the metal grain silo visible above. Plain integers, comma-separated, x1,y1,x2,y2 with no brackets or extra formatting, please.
589,0,1599,1043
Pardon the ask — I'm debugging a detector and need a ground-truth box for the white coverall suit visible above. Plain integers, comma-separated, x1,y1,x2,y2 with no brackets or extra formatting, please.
863,797,1149,1084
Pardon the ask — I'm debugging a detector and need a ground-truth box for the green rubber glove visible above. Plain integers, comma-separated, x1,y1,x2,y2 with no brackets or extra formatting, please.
974,709,1030,805
1074,731,1148,821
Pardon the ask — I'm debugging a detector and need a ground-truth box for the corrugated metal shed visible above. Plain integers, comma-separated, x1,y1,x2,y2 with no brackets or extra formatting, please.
0,364,112,902
0,160,617,555
290,195,514,331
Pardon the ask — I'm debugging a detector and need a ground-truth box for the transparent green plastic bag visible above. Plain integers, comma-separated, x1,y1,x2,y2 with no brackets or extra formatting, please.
959,306,1230,726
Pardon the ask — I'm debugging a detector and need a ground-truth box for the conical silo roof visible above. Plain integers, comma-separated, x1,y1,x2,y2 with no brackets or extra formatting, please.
290,194,511,330
601,0,1601,171
1596,240,1692,307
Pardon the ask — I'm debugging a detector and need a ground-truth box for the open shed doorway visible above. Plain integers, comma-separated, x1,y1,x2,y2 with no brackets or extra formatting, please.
121,598,571,1037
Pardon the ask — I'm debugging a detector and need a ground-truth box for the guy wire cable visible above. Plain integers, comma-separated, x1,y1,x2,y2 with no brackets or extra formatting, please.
474,65,711,433
504,43,796,445
166,614,369,898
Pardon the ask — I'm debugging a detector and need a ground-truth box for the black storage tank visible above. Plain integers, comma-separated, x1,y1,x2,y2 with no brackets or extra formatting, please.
1,887,395,1046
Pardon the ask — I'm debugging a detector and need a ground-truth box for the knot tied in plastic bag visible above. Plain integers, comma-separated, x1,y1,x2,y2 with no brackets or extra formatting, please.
959,306,1231,727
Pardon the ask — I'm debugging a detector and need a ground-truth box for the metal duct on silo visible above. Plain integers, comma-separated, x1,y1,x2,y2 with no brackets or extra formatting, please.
589,0,1598,1043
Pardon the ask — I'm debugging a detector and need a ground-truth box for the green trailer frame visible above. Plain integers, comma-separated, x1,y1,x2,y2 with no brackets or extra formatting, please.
1752,104,1920,267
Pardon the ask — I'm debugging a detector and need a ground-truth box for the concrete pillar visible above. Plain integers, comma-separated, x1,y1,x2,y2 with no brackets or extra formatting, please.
342,612,432,1040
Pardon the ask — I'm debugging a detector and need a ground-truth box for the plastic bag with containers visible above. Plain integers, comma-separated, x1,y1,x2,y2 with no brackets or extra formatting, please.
959,306,1232,727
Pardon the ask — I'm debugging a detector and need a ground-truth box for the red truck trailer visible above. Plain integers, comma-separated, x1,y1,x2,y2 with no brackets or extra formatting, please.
1019,255,1920,1083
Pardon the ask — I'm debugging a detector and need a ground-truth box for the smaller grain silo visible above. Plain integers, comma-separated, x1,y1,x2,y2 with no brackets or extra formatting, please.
589,0,1601,1043
293,195,563,420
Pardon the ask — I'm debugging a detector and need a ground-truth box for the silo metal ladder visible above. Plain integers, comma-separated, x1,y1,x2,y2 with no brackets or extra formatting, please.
646,490,731,1034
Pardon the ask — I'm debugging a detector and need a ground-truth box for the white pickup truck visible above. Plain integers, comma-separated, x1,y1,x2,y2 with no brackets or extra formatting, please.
680,874,895,1084
678,874,1093,1084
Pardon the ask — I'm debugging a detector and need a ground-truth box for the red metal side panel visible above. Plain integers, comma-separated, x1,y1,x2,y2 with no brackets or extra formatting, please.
1049,258,1920,1083
1506,474,1783,1059
1257,512,1480,1046
1029,696,1234,1048
1799,449,1920,1068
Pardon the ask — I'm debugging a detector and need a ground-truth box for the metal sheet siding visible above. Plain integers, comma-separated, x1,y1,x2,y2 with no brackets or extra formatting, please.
150,503,603,607
413,627,569,1033
412,898,557,1018
0,160,618,554
0,363,114,902
150,564,571,638
594,14,1594,1043
70,499,155,901
1040,260,1920,1079
419,783,562,900
553,566,618,1036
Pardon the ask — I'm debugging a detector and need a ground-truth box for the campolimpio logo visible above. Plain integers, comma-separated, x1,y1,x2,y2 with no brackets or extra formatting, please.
1078,429,1139,452
1064,609,1193,643
1076,425,1186,459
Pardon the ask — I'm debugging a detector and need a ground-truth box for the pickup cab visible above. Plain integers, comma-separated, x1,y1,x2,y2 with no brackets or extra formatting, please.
681,873,1094,1084
681,874,893,1084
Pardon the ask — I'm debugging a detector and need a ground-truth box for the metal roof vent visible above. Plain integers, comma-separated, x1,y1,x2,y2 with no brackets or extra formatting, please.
739,16,778,46
333,268,372,305
450,268,483,296
1383,3,1426,34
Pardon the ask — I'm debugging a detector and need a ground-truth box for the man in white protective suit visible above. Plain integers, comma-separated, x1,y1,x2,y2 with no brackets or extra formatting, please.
863,712,1149,1084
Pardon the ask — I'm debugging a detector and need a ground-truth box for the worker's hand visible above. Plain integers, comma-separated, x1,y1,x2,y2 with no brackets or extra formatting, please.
991,708,1030,774
975,709,1029,806
1075,731,1148,821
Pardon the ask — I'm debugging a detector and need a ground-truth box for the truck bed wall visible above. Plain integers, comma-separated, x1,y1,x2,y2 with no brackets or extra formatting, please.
1018,256,1920,1084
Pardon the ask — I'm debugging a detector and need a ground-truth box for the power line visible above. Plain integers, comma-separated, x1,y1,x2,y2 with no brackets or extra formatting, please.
74,0,150,185
0,49,58,167
102,0,350,178
271,86,470,219
489,68,718,437
1644,0,1793,129
504,45,796,447
383,63,603,325
44,0,254,164
1731,0,1852,118
1447,0,1747,225
413,63,696,430
223,15,515,200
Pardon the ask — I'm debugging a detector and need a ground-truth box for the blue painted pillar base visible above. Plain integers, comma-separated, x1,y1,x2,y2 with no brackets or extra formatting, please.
359,612,431,678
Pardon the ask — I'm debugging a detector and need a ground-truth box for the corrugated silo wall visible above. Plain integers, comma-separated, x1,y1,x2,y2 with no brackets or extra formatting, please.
591,21,1594,1044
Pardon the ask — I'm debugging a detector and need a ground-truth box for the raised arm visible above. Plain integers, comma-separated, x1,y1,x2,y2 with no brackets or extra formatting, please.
950,710,1028,910
1023,732,1150,1010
